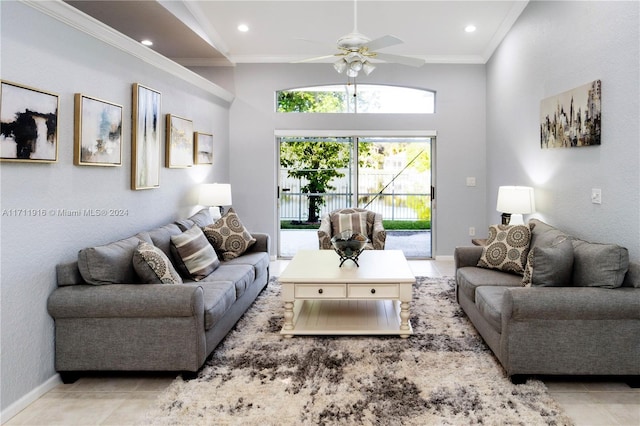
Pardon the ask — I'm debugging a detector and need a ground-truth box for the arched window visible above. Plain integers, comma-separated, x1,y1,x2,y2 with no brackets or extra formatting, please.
276,84,435,114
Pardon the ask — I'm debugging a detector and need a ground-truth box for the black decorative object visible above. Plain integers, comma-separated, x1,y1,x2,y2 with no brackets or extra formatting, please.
331,230,368,267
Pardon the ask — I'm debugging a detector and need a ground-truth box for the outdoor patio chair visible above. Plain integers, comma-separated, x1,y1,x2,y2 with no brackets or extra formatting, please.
318,208,386,250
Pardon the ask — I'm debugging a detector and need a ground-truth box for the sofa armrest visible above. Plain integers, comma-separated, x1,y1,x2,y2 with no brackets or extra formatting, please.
454,246,484,269
48,283,204,319
502,287,640,321
317,215,332,249
371,214,386,250
247,232,270,255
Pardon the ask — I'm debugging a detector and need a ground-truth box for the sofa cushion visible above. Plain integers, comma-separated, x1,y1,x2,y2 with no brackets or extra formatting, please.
222,251,270,278
132,241,182,284
522,236,574,287
572,240,629,288
475,286,508,333
170,226,220,281
203,208,256,261
477,224,531,275
456,266,523,303
175,208,214,231
146,223,184,259
334,212,369,236
204,264,255,298
77,234,152,285
200,281,236,330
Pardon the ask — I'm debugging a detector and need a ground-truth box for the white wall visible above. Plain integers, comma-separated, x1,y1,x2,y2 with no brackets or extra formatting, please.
0,2,230,413
204,63,488,257
486,0,640,260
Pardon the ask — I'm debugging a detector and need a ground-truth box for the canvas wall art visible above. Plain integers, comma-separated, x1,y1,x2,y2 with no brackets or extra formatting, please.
132,83,161,190
0,80,59,162
74,94,122,166
166,114,194,168
194,132,213,165
540,79,601,149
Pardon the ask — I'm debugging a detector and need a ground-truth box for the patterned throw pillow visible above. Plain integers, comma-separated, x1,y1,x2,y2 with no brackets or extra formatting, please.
203,208,256,261
334,212,369,237
132,241,182,284
477,224,531,275
170,226,220,281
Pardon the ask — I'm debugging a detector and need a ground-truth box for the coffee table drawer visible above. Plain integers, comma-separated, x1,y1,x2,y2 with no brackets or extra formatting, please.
295,284,346,299
348,284,399,299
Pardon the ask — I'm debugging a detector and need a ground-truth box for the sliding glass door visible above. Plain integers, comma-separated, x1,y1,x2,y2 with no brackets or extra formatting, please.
278,135,433,259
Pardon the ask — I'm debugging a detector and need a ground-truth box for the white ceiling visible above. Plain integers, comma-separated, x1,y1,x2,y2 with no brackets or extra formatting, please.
65,0,529,67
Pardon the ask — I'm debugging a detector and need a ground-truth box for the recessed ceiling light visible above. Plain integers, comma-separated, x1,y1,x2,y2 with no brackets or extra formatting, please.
465,25,477,33
237,24,249,32
141,39,153,46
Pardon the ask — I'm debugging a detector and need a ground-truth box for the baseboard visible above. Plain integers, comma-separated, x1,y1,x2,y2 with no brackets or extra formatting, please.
435,255,454,261
0,374,62,423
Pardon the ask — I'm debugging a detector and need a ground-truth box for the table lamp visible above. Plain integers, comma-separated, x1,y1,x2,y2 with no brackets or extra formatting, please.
199,183,232,217
496,186,535,225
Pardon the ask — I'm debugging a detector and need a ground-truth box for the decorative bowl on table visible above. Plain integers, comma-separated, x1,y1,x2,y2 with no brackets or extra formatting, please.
331,230,368,267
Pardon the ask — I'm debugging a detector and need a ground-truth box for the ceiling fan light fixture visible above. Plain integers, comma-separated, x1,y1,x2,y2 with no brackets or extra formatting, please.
362,61,375,75
349,60,363,72
346,68,359,78
333,59,347,74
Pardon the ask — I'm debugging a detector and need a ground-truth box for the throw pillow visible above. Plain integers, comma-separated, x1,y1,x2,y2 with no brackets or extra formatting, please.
202,208,256,261
132,241,182,284
334,212,369,237
571,240,629,288
522,236,574,287
477,224,531,275
170,226,220,281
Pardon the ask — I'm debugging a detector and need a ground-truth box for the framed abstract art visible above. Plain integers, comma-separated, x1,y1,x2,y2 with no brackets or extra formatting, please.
0,80,59,163
74,93,123,166
132,83,161,189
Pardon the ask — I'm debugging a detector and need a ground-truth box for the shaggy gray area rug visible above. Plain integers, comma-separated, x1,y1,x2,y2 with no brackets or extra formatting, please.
140,276,573,425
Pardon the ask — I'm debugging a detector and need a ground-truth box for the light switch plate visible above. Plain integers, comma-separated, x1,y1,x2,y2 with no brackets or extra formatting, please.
466,177,476,187
591,188,602,204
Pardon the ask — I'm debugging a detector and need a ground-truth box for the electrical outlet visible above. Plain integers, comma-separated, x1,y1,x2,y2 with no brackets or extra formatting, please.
466,177,476,187
469,227,476,236
591,188,602,204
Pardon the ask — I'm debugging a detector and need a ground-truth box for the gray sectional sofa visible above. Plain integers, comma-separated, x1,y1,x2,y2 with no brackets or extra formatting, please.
48,209,270,382
455,219,640,383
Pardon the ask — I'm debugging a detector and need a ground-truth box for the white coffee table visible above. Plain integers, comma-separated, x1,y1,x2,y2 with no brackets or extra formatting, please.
279,250,415,338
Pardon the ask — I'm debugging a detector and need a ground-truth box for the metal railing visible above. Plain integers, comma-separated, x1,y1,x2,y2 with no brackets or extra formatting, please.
280,192,431,221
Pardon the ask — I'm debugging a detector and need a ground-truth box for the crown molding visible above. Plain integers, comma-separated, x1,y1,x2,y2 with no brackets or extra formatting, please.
482,0,530,61
227,54,486,65
21,0,234,104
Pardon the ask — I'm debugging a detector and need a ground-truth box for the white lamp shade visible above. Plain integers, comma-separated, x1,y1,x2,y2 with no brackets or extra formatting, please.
496,186,536,214
199,183,232,207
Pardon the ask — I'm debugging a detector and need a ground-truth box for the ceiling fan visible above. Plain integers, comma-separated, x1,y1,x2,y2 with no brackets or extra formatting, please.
297,0,425,77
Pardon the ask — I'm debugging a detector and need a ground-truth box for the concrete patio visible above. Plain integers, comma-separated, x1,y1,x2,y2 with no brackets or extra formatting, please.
279,229,432,258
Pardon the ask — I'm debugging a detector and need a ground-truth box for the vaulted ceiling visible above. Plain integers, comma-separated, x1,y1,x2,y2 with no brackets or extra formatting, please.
64,0,528,67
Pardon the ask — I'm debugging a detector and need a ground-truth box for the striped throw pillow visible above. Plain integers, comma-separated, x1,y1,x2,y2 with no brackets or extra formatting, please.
170,226,219,281
335,212,368,236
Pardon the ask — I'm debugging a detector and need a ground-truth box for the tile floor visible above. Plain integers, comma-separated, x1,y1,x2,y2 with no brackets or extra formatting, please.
4,260,639,426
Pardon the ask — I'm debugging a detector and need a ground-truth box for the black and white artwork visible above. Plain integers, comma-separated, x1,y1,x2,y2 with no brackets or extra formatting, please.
540,80,601,149
132,83,161,189
74,94,122,166
0,81,59,162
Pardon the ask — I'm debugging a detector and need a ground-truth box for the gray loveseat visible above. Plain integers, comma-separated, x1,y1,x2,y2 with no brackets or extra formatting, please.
455,219,640,383
48,209,270,382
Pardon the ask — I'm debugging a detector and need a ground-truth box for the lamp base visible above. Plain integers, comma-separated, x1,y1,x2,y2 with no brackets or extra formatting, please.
501,213,511,225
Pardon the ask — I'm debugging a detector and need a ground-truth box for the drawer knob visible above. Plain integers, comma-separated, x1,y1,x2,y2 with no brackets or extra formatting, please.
318,288,323,294
371,288,376,294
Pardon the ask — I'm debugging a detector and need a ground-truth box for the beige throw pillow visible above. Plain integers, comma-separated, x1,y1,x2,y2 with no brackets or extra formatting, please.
203,208,256,261
335,212,368,237
477,224,531,275
133,241,182,284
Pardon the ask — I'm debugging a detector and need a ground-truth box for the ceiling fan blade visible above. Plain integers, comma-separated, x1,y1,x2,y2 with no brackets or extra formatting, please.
293,54,340,64
374,52,425,67
365,35,403,51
